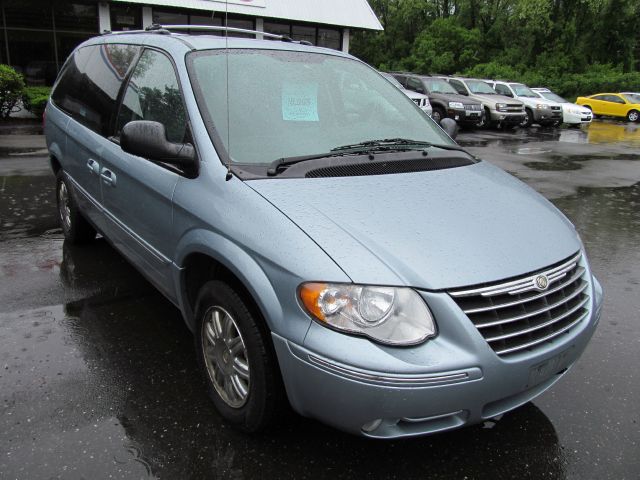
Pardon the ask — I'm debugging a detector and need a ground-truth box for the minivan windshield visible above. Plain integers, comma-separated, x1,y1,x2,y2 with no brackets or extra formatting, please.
466,80,496,94
187,49,450,165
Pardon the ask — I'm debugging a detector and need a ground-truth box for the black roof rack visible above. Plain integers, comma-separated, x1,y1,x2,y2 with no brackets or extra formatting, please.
104,24,313,46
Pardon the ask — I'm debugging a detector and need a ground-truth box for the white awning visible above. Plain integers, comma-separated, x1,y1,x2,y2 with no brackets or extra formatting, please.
112,0,383,30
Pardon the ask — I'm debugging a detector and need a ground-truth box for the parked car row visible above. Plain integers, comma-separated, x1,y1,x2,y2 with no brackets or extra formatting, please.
384,72,599,129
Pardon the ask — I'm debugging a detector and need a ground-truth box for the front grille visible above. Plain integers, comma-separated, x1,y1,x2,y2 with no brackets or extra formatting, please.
449,252,589,357
464,104,482,111
413,98,421,106
506,104,524,112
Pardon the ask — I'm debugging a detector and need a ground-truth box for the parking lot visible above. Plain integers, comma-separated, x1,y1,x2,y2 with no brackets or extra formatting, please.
1,120,639,479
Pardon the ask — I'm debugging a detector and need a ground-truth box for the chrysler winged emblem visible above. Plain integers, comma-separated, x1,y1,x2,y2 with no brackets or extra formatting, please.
535,274,549,290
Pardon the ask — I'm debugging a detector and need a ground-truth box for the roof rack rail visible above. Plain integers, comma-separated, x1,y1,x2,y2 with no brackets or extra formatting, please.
106,24,313,46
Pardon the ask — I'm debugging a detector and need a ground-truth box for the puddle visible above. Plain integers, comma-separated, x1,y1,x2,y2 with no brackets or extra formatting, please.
0,175,58,240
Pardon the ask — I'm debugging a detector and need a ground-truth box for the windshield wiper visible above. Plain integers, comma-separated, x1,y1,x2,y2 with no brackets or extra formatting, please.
266,139,474,176
330,138,469,154
267,151,350,176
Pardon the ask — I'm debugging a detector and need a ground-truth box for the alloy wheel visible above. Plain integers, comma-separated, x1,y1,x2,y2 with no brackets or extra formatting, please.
58,181,72,230
201,306,250,408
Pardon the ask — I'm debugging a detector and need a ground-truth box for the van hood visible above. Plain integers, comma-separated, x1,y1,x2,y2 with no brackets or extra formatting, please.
248,161,581,290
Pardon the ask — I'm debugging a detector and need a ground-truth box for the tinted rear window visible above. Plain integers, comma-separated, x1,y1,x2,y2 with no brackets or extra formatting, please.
51,43,140,136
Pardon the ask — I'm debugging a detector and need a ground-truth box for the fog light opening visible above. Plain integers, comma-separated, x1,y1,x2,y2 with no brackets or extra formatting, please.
361,419,383,433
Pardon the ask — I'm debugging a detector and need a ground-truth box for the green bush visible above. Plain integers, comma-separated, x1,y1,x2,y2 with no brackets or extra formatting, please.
0,64,25,118
22,86,51,118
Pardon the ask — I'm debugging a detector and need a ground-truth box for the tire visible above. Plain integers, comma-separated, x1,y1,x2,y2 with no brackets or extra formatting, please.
521,108,533,128
476,107,491,129
431,106,445,124
627,109,639,122
194,280,284,432
584,105,597,119
56,171,96,244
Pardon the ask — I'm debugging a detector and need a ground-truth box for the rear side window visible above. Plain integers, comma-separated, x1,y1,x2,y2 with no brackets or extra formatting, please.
448,79,467,95
52,44,140,136
494,84,512,97
116,49,187,143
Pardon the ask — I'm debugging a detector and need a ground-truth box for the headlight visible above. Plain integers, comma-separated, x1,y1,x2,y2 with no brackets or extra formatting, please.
299,283,436,346
535,103,546,109
448,102,464,109
496,103,507,111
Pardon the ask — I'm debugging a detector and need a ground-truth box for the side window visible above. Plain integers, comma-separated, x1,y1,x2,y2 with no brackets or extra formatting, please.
592,95,607,101
495,84,513,97
116,49,187,143
609,95,625,104
407,78,423,92
449,79,466,95
51,44,140,136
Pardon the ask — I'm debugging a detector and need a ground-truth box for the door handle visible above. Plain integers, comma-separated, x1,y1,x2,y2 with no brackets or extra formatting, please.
87,158,100,175
100,168,117,187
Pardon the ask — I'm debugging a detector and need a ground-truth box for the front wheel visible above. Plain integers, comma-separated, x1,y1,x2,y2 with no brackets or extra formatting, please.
56,171,96,244
520,108,533,127
194,280,284,432
431,107,445,124
627,109,639,122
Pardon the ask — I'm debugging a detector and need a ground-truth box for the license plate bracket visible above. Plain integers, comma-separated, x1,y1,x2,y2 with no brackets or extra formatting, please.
527,346,574,388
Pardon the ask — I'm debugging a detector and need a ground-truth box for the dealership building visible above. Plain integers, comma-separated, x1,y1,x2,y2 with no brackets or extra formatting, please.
0,0,382,85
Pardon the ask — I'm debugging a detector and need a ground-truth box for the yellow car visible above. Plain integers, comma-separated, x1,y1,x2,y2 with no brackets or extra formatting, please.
576,93,640,122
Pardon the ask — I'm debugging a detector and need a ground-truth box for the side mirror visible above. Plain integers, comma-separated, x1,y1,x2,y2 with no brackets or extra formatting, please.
121,121,195,167
415,87,425,94
440,118,458,139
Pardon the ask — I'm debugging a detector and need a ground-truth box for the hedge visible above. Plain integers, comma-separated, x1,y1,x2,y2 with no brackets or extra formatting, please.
22,86,51,118
0,64,25,118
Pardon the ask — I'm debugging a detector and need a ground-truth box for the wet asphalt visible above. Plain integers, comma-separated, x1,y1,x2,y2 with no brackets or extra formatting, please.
0,120,638,479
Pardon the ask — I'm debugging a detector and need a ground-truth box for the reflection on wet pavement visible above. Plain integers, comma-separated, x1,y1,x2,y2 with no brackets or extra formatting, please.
1,121,639,479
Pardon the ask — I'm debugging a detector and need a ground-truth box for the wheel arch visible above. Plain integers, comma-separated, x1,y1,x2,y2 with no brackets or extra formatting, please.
174,231,285,338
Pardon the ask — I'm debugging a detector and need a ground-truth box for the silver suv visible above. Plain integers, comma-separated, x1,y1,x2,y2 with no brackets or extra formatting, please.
489,81,563,127
442,77,525,129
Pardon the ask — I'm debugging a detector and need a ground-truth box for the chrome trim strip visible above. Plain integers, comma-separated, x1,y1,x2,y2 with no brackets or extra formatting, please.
475,283,589,329
450,252,581,298
463,267,586,314
308,355,469,386
402,410,464,423
494,310,589,355
485,297,590,342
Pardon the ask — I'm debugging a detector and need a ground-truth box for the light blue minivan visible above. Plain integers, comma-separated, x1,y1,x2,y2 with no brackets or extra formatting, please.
45,25,603,439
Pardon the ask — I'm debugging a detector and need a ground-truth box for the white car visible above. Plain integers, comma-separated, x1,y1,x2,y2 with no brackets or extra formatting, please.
532,88,593,126
488,81,563,127
380,72,433,117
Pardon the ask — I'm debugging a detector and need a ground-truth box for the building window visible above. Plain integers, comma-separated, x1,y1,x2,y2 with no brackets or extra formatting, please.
291,25,315,44
110,4,142,31
317,28,341,50
263,21,290,38
264,22,342,50
152,8,188,25
3,0,53,30
54,2,97,32
1,0,99,85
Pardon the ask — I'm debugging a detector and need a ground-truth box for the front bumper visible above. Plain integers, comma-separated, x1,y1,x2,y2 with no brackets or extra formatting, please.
273,275,603,439
448,108,483,125
491,111,526,124
564,111,593,124
532,107,562,124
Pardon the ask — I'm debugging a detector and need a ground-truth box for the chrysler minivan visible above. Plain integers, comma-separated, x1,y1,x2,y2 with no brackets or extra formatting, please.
45,25,603,439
